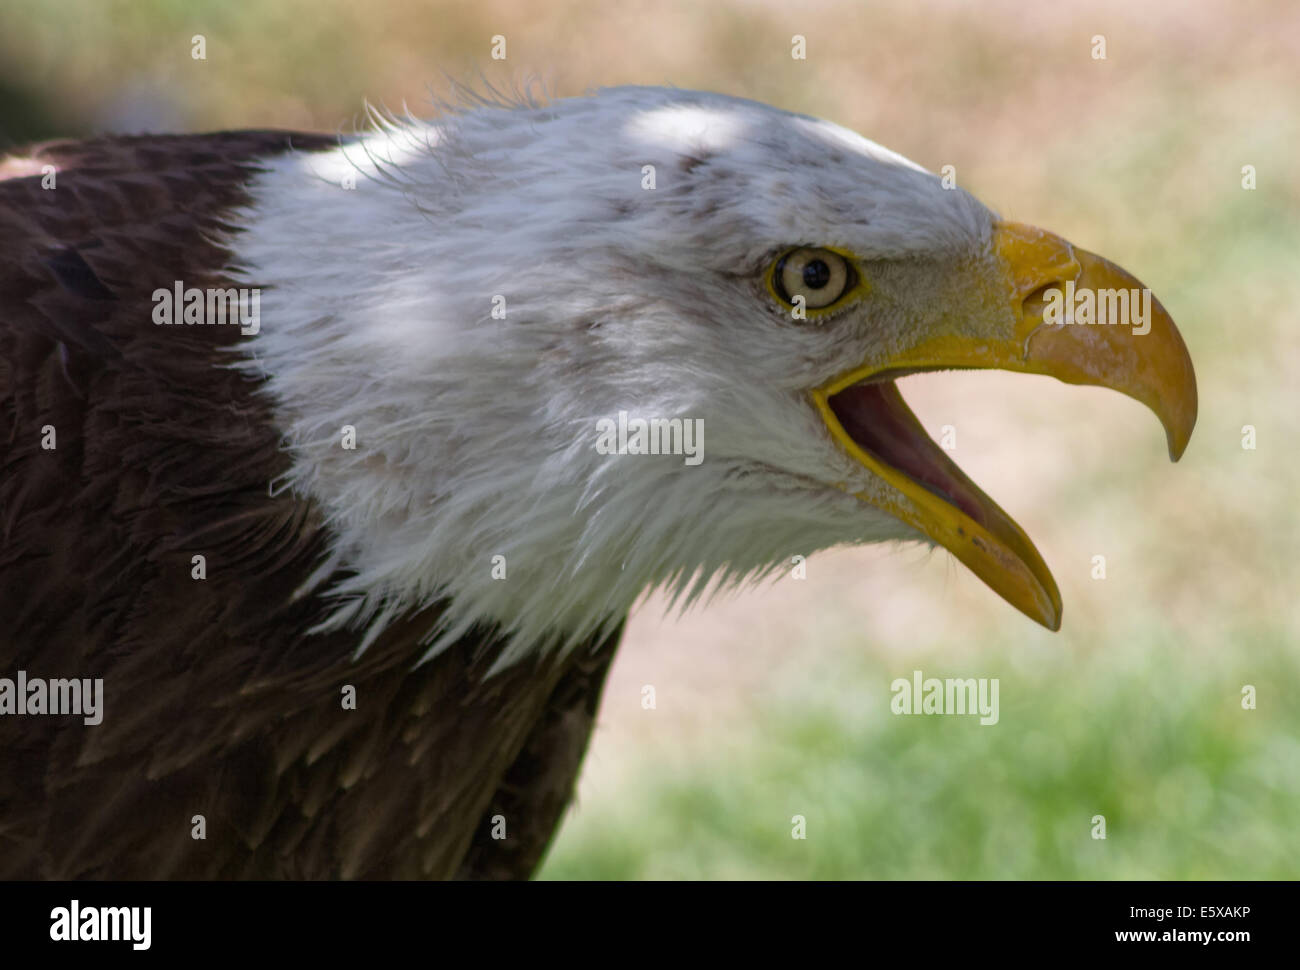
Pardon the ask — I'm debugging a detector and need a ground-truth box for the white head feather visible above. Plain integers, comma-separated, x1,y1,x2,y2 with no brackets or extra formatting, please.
229,85,996,668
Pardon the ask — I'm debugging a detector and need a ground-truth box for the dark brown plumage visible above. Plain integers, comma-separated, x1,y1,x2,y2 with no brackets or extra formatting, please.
0,132,619,879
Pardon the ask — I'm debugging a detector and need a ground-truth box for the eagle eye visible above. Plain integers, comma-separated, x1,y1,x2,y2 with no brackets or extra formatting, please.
771,247,857,312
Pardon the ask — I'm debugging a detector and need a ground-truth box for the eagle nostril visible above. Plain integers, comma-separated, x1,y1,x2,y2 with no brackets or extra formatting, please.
1021,280,1066,318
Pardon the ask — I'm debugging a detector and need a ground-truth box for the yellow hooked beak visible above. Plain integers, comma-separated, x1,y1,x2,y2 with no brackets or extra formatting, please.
813,221,1198,630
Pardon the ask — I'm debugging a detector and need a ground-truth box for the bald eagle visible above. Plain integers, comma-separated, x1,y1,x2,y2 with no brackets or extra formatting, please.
0,86,1195,879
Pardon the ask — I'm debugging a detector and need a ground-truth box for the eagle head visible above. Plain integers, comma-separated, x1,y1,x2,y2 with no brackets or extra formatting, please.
231,86,1196,666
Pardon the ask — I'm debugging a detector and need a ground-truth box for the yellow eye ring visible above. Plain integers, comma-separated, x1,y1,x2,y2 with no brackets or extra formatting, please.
767,246,866,318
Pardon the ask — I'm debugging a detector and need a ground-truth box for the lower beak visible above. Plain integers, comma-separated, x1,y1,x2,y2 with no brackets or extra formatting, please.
814,220,1198,630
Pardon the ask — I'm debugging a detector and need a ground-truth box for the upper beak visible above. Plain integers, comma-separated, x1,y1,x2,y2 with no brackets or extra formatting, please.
814,220,1198,630
990,221,1197,461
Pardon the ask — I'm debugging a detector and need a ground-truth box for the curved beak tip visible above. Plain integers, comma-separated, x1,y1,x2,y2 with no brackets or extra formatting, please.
1164,398,1197,462
1035,586,1063,633
1168,433,1190,463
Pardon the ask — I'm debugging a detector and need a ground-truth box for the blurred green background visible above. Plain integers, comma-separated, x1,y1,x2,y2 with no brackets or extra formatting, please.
7,0,1296,878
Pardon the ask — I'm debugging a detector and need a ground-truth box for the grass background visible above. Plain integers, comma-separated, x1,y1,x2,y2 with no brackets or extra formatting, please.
5,0,1297,878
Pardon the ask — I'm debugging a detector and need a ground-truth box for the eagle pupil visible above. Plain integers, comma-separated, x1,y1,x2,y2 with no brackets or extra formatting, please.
803,259,831,289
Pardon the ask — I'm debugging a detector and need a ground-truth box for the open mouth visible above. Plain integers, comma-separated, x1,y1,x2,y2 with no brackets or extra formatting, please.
821,372,1063,630
808,220,1198,631
828,376,988,528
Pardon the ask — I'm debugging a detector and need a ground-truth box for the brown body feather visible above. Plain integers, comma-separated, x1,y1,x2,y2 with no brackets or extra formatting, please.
0,132,619,878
